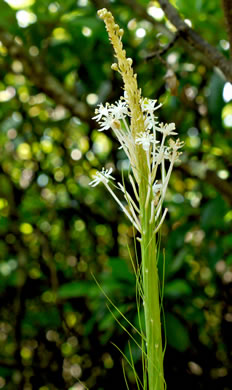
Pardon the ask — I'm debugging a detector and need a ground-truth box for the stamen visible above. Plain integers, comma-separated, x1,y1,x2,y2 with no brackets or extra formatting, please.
161,159,165,184
104,182,141,232
118,182,140,214
149,200,155,224
154,208,168,234
156,152,176,215
145,182,151,209
129,174,140,201
124,192,140,213
128,203,141,232
146,150,150,172
151,116,157,169
122,116,130,133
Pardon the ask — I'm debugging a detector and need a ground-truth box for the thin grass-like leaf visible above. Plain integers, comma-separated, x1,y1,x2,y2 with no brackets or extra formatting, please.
128,341,143,390
112,342,144,389
122,360,130,390
92,273,145,340
106,303,146,356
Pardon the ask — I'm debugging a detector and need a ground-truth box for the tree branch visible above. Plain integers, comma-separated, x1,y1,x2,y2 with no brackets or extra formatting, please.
0,30,90,122
222,0,232,58
145,32,180,60
157,0,232,82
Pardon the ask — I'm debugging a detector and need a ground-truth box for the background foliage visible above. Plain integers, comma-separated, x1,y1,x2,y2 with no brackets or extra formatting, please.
0,0,231,389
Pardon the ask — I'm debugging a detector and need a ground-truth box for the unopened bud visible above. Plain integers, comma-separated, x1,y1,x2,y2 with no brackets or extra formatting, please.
97,8,107,19
119,29,124,37
111,63,118,71
127,58,133,66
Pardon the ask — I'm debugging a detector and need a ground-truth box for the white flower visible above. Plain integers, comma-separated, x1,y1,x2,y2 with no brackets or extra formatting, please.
135,131,158,151
156,122,177,136
153,145,172,164
141,98,162,113
93,103,109,122
153,181,162,195
89,167,115,187
99,115,115,131
169,138,184,151
109,100,129,119
144,115,154,130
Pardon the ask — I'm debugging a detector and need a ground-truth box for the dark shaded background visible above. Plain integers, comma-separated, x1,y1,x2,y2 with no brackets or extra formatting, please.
0,0,232,389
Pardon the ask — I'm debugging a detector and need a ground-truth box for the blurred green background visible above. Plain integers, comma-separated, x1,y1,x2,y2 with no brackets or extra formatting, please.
0,0,231,389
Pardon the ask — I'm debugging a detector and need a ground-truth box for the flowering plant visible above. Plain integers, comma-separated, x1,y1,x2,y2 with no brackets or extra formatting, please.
90,95,183,235
89,8,184,390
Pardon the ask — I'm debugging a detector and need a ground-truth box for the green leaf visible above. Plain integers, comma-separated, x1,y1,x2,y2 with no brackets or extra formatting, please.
201,196,228,230
164,279,192,299
98,312,115,332
222,234,232,249
0,366,12,376
0,1,17,31
23,307,60,330
167,248,188,277
106,257,135,283
58,281,99,299
226,255,232,265
165,312,190,351
0,216,10,234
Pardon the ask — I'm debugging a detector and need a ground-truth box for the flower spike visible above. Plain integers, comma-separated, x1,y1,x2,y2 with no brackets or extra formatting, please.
91,9,184,390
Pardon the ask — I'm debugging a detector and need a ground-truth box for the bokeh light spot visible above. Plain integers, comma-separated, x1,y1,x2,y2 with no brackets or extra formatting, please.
136,28,146,38
217,170,229,179
74,220,85,232
48,2,59,13
71,149,82,161
37,174,49,187
147,6,164,20
17,143,32,160
16,10,37,28
223,82,232,102
82,26,92,37
0,87,16,102
20,346,32,360
4,0,35,7
0,198,8,210
0,377,6,389
86,93,98,105
66,313,77,328
20,223,33,235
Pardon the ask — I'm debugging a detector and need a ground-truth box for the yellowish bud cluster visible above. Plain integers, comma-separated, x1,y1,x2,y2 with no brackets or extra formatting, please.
97,8,145,139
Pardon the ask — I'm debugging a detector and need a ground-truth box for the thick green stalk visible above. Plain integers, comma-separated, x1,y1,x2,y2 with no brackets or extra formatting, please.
97,9,166,389
140,202,164,390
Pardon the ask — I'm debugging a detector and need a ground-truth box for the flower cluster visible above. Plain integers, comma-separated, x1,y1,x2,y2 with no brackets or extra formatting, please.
93,99,129,131
89,167,115,187
90,96,184,235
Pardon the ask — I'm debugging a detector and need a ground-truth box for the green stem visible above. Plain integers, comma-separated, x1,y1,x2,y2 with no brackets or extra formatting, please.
141,213,164,390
